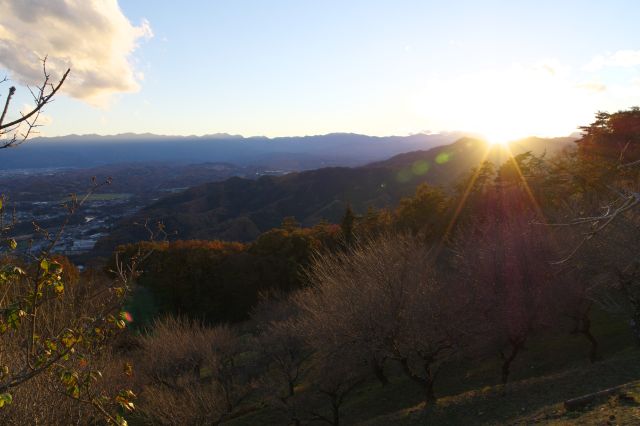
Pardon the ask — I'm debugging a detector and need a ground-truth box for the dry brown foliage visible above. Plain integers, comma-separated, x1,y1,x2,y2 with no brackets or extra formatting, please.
133,317,255,426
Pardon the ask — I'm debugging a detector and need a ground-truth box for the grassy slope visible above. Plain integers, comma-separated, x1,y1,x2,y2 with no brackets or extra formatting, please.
517,380,640,425
361,350,640,425
227,310,640,425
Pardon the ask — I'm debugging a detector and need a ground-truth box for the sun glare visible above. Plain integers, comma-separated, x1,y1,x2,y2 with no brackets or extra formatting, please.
484,136,511,148
482,127,528,148
413,63,591,144
475,106,552,147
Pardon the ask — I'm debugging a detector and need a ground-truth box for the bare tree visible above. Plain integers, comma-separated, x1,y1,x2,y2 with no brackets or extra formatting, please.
134,317,255,426
295,234,472,407
252,298,311,426
566,215,640,345
455,206,564,385
0,58,69,148
306,350,367,426
542,108,640,344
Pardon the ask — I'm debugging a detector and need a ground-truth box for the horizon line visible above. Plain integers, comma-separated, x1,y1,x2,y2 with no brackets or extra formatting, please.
31,130,580,142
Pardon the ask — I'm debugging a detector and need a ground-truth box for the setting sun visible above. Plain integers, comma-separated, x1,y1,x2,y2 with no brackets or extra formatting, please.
486,139,510,147
483,130,521,147
412,62,602,142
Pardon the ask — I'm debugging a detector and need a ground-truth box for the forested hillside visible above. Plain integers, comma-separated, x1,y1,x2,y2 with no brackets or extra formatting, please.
96,136,574,253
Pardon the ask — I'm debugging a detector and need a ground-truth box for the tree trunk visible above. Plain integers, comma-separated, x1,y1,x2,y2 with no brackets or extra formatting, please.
579,314,599,363
501,338,524,385
332,398,340,426
399,357,437,406
288,380,295,398
424,376,436,405
372,358,389,387
632,307,640,347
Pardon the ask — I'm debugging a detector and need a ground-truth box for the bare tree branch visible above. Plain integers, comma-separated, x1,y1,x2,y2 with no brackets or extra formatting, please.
0,58,70,149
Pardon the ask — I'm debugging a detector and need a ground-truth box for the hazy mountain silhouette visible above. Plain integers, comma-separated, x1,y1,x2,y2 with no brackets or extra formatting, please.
0,132,464,171
95,136,575,253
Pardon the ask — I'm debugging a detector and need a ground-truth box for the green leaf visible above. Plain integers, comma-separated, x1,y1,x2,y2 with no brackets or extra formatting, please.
60,371,78,387
45,340,57,352
40,259,49,271
6,309,24,329
68,384,80,399
0,393,12,408
199,366,213,379
49,261,63,274
62,332,79,348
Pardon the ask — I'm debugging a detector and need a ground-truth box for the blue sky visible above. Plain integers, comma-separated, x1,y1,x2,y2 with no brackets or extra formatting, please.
1,0,639,140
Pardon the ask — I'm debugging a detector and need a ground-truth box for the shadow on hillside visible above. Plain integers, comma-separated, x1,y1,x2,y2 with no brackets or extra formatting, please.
361,349,640,425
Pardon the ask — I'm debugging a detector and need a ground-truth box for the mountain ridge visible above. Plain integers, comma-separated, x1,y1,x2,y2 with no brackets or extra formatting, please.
1,132,467,171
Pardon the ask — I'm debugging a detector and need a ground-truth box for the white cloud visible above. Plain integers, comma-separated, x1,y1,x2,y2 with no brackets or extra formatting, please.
576,81,607,93
0,0,152,105
584,50,640,71
3,103,55,137
20,103,53,126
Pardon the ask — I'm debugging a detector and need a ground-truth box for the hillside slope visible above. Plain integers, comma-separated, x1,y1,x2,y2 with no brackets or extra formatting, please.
95,136,575,252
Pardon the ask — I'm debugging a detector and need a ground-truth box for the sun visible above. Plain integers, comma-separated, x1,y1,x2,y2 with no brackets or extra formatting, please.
413,64,584,148
486,138,510,148
482,128,524,148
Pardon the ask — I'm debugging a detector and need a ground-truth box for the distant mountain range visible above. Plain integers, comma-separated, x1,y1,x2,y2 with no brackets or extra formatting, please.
95,136,576,253
0,132,467,171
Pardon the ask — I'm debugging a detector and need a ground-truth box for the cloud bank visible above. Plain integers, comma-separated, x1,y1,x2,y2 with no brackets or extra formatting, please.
0,0,152,105
585,50,640,71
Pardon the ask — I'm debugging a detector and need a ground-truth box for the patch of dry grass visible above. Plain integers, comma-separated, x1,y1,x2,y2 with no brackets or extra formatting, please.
354,349,640,425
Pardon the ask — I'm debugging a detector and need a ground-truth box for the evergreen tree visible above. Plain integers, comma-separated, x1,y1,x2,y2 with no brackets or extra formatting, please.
340,204,356,246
